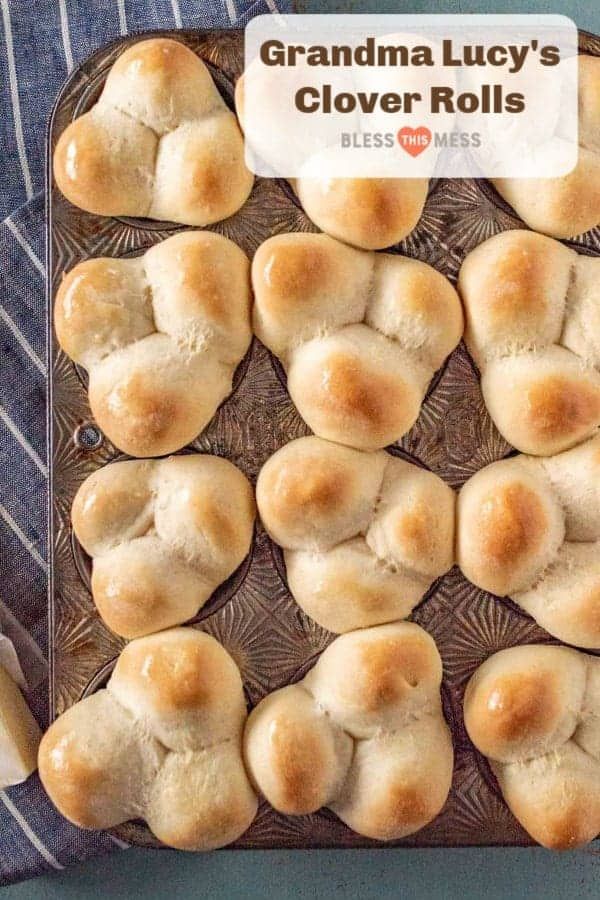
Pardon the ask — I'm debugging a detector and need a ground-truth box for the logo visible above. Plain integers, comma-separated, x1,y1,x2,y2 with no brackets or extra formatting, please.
340,130,481,151
396,126,432,157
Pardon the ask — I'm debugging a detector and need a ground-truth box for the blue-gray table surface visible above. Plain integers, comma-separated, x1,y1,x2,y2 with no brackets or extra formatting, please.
5,1,600,897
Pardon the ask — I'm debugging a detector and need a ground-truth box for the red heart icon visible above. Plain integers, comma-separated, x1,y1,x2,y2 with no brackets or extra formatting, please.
397,126,432,157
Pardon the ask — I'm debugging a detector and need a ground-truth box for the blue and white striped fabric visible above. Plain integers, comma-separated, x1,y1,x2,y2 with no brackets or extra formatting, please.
0,0,289,885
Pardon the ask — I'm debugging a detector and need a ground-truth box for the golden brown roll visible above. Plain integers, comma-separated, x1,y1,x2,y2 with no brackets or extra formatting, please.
39,628,257,850
464,644,600,850
256,436,455,634
235,73,428,250
55,231,252,457
253,233,463,451
292,176,429,251
53,38,253,224
458,229,600,456
244,621,453,840
72,454,255,639
0,665,41,790
492,56,600,239
457,433,600,648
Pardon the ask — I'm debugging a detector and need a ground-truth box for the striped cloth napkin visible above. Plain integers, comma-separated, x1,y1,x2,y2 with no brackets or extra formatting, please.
0,0,289,885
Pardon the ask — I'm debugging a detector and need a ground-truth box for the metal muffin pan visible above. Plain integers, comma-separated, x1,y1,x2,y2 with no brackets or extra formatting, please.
47,28,600,848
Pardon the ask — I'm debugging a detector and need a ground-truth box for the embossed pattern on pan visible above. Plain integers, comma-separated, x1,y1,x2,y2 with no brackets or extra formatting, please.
47,29,600,849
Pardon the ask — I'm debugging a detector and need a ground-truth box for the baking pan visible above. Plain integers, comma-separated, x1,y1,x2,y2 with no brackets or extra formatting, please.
47,27,600,848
